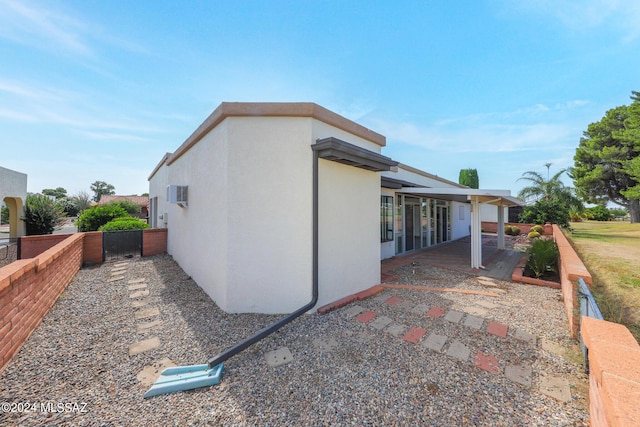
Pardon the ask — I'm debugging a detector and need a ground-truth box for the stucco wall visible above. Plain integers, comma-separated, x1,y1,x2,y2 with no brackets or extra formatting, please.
225,117,313,313
0,166,27,237
450,201,471,240
150,112,385,314
163,120,230,310
317,159,380,309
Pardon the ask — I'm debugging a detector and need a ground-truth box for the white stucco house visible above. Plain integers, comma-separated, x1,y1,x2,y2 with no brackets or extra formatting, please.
0,166,27,238
148,102,520,314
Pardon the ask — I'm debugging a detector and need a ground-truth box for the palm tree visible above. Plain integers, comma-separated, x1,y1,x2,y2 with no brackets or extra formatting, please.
518,166,582,209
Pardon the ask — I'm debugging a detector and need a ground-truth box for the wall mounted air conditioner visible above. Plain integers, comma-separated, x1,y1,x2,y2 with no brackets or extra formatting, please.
167,185,188,207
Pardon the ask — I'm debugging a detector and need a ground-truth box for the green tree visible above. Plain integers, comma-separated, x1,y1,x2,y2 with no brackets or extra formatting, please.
90,181,116,202
41,187,67,199
0,204,8,225
22,194,66,235
571,91,640,223
584,205,611,221
459,168,479,189
517,165,583,227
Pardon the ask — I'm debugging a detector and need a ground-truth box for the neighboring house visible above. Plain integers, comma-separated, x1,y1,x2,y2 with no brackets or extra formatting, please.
98,195,149,221
148,102,520,314
0,166,27,238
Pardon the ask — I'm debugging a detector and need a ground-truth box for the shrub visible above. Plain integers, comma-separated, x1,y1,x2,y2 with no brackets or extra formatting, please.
76,205,129,232
99,217,150,231
527,231,541,239
510,226,521,235
519,198,570,228
504,225,513,235
584,205,611,221
23,194,66,235
526,239,559,278
530,225,544,234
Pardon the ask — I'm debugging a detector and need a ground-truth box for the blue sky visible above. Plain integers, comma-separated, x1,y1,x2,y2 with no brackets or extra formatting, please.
1,0,639,197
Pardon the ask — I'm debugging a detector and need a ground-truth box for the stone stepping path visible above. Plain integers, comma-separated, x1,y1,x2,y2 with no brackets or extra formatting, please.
323,292,571,399
104,263,164,361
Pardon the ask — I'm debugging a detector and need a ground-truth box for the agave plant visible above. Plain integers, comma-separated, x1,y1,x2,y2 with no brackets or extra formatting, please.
526,238,559,278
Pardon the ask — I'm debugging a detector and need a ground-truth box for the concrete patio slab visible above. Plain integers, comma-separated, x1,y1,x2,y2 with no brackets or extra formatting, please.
312,337,339,352
135,307,160,320
131,299,150,308
506,364,532,387
420,333,448,352
129,336,160,356
446,341,470,361
410,303,430,315
137,357,176,387
130,289,150,298
342,305,365,317
265,347,294,367
463,314,484,330
385,323,408,337
136,320,162,333
444,310,464,323
369,315,393,330
514,329,537,347
538,376,572,402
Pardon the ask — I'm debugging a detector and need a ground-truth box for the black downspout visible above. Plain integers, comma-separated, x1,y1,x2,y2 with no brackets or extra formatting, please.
207,147,320,370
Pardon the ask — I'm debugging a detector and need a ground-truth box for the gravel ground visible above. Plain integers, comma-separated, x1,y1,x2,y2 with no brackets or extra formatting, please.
0,254,589,426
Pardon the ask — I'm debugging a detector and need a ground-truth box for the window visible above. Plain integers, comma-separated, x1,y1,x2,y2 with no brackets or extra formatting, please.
380,196,394,242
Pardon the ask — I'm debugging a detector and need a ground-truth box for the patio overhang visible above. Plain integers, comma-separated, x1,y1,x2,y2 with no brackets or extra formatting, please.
313,137,399,172
395,187,523,207
395,187,523,269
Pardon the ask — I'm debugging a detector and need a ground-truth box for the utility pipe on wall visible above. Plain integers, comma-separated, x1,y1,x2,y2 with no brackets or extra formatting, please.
206,146,320,369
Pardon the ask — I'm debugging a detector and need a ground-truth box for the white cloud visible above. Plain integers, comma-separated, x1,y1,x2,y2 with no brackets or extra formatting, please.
367,101,586,156
0,0,92,55
498,0,640,41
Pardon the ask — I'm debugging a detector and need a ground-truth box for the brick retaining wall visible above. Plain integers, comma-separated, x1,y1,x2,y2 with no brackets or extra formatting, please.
19,229,168,265
553,224,592,338
581,317,640,426
2,229,168,372
481,221,553,235
0,233,84,371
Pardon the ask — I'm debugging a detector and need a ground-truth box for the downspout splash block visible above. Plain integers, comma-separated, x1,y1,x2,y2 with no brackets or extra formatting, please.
143,363,224,398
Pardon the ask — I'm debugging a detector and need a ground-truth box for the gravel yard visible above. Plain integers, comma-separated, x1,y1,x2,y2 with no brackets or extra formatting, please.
0,254,589,426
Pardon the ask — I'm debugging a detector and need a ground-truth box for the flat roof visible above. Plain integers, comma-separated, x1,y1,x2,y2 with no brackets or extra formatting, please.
397,187,523,207
149,102,387,181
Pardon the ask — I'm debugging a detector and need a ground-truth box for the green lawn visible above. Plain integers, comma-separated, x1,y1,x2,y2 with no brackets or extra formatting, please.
565,221,640,341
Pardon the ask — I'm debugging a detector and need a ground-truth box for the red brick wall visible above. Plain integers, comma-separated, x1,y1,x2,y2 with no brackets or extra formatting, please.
82,232,103,264
481,222,535,235
142,228,167,257
19,234,73,259
582,317,640,426
0,233,84,371
20,230,166,264
553,224,592,338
